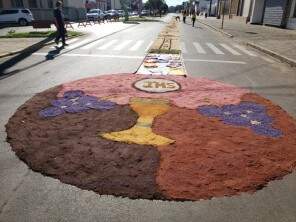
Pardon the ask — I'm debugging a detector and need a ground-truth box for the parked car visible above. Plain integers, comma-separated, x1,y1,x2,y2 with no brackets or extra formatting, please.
117,10,124,17
105,10,119,19
141,10,149,16
129,11,138,16
86,9,105,21
0,8,34,26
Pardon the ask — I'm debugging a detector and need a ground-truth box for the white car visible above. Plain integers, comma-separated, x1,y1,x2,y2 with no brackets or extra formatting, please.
0,8,34,26
86,9,105,20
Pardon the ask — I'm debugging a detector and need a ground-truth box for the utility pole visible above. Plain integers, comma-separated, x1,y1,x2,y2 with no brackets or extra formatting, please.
221,0,225,29
216,0,220,19
209,0,212,16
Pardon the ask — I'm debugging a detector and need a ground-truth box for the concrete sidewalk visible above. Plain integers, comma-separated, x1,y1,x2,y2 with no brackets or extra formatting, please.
197,17,296,66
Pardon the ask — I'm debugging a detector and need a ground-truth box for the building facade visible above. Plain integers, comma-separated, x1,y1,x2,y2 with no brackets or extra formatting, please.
0,0,87,21
227,0,296,29
85,0,107,11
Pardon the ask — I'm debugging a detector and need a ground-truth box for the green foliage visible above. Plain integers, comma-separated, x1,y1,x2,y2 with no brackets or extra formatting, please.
119,0,130,21
144,0,168,17
0,31,83,38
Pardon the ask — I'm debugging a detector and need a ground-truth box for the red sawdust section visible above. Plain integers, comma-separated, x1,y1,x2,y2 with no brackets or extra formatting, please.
6,86,165,200
154,93,296,200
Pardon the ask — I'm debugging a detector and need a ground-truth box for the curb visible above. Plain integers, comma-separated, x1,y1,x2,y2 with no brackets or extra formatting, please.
197,19,296,67
197,19,233,38
0,34,84,59
246,42,296,67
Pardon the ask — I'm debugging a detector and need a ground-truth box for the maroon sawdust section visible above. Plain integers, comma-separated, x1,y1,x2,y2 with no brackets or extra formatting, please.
154,93,296,201
6,86,165,200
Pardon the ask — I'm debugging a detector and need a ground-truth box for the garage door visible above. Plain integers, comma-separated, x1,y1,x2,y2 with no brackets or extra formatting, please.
263,0,288,26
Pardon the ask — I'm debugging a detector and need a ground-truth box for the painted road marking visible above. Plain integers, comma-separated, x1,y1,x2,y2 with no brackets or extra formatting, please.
33,52,143,59
206,43,224,55
193,42,206,54
97,39,118,50
114,40,132,51
33,52,246,64
233,44,257,57
129,40,144,51
184,58,246,64
145,41,153,52
220,43,241,55
181,42,188,53
81,39,106,50
67,39,91,49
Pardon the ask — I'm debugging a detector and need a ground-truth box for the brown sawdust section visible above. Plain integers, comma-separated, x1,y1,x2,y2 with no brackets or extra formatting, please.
149,19,180,54
6,86,165,200
154,93,296,200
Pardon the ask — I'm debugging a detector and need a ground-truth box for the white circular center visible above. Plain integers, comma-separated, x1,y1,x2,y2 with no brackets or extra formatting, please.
134,78,180,93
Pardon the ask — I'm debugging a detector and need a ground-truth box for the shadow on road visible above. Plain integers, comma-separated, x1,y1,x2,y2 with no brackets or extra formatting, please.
0,35,55,78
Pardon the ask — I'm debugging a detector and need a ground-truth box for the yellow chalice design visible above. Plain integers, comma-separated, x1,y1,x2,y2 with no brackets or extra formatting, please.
101,98,174,146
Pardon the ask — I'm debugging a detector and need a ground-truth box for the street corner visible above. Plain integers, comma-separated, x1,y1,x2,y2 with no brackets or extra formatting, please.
5,73,296,201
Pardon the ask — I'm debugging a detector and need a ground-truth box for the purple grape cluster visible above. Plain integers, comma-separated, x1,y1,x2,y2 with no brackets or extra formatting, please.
39,90,116,118
197,102,282,138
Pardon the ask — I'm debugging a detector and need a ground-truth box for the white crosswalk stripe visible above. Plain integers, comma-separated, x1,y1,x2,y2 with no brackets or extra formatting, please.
81,39,106,50
129,40,144,51
145,41,153,52
67,39,92,49
114,40,132,50
206,43,225,54
97,39,118,50
233,44,257,56
220,43,241,55
47,38,259,58
193,42,206,54
181,42,187,53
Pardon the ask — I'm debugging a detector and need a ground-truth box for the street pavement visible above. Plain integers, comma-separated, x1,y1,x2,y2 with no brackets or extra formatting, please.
0,15,296,222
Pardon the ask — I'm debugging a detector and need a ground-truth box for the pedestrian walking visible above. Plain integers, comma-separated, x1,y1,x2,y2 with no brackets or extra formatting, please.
54,1,68,47
182,10,186,23
192,12,196,27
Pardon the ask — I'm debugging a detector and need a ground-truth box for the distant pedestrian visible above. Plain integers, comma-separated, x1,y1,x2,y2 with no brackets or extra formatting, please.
54,1,68,47
192,12,196,27
182,10,186,23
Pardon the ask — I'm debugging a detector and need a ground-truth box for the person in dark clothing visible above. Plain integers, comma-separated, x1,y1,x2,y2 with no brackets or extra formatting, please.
54,1,67,46
192,11,196,27
182,10,186,23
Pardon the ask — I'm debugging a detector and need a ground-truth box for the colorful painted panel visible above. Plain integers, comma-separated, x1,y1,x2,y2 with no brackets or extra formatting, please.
136,54,187,76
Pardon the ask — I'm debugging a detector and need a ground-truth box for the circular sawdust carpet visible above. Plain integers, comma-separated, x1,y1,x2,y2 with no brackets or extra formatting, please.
6,74,296,201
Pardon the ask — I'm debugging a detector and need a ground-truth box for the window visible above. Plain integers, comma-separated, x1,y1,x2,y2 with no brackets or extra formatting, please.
11,0,24,7
21,9,30,14
0,0,3,8
28,0,37,8
0,10,19,14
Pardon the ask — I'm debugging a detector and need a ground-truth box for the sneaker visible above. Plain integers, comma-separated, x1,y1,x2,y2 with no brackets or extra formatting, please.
55,39,59,45
62,43,69,47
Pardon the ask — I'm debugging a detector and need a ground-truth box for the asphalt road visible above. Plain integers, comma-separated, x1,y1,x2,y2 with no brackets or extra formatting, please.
0,15,296,222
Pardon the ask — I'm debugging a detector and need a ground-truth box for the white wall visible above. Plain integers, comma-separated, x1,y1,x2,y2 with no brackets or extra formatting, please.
111,0,121,9
250,0,265,23
242,0,252,17
65,0,86,8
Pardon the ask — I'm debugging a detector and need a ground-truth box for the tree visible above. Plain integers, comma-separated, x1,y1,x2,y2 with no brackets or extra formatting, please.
146,0,166,17
119,0,130,21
